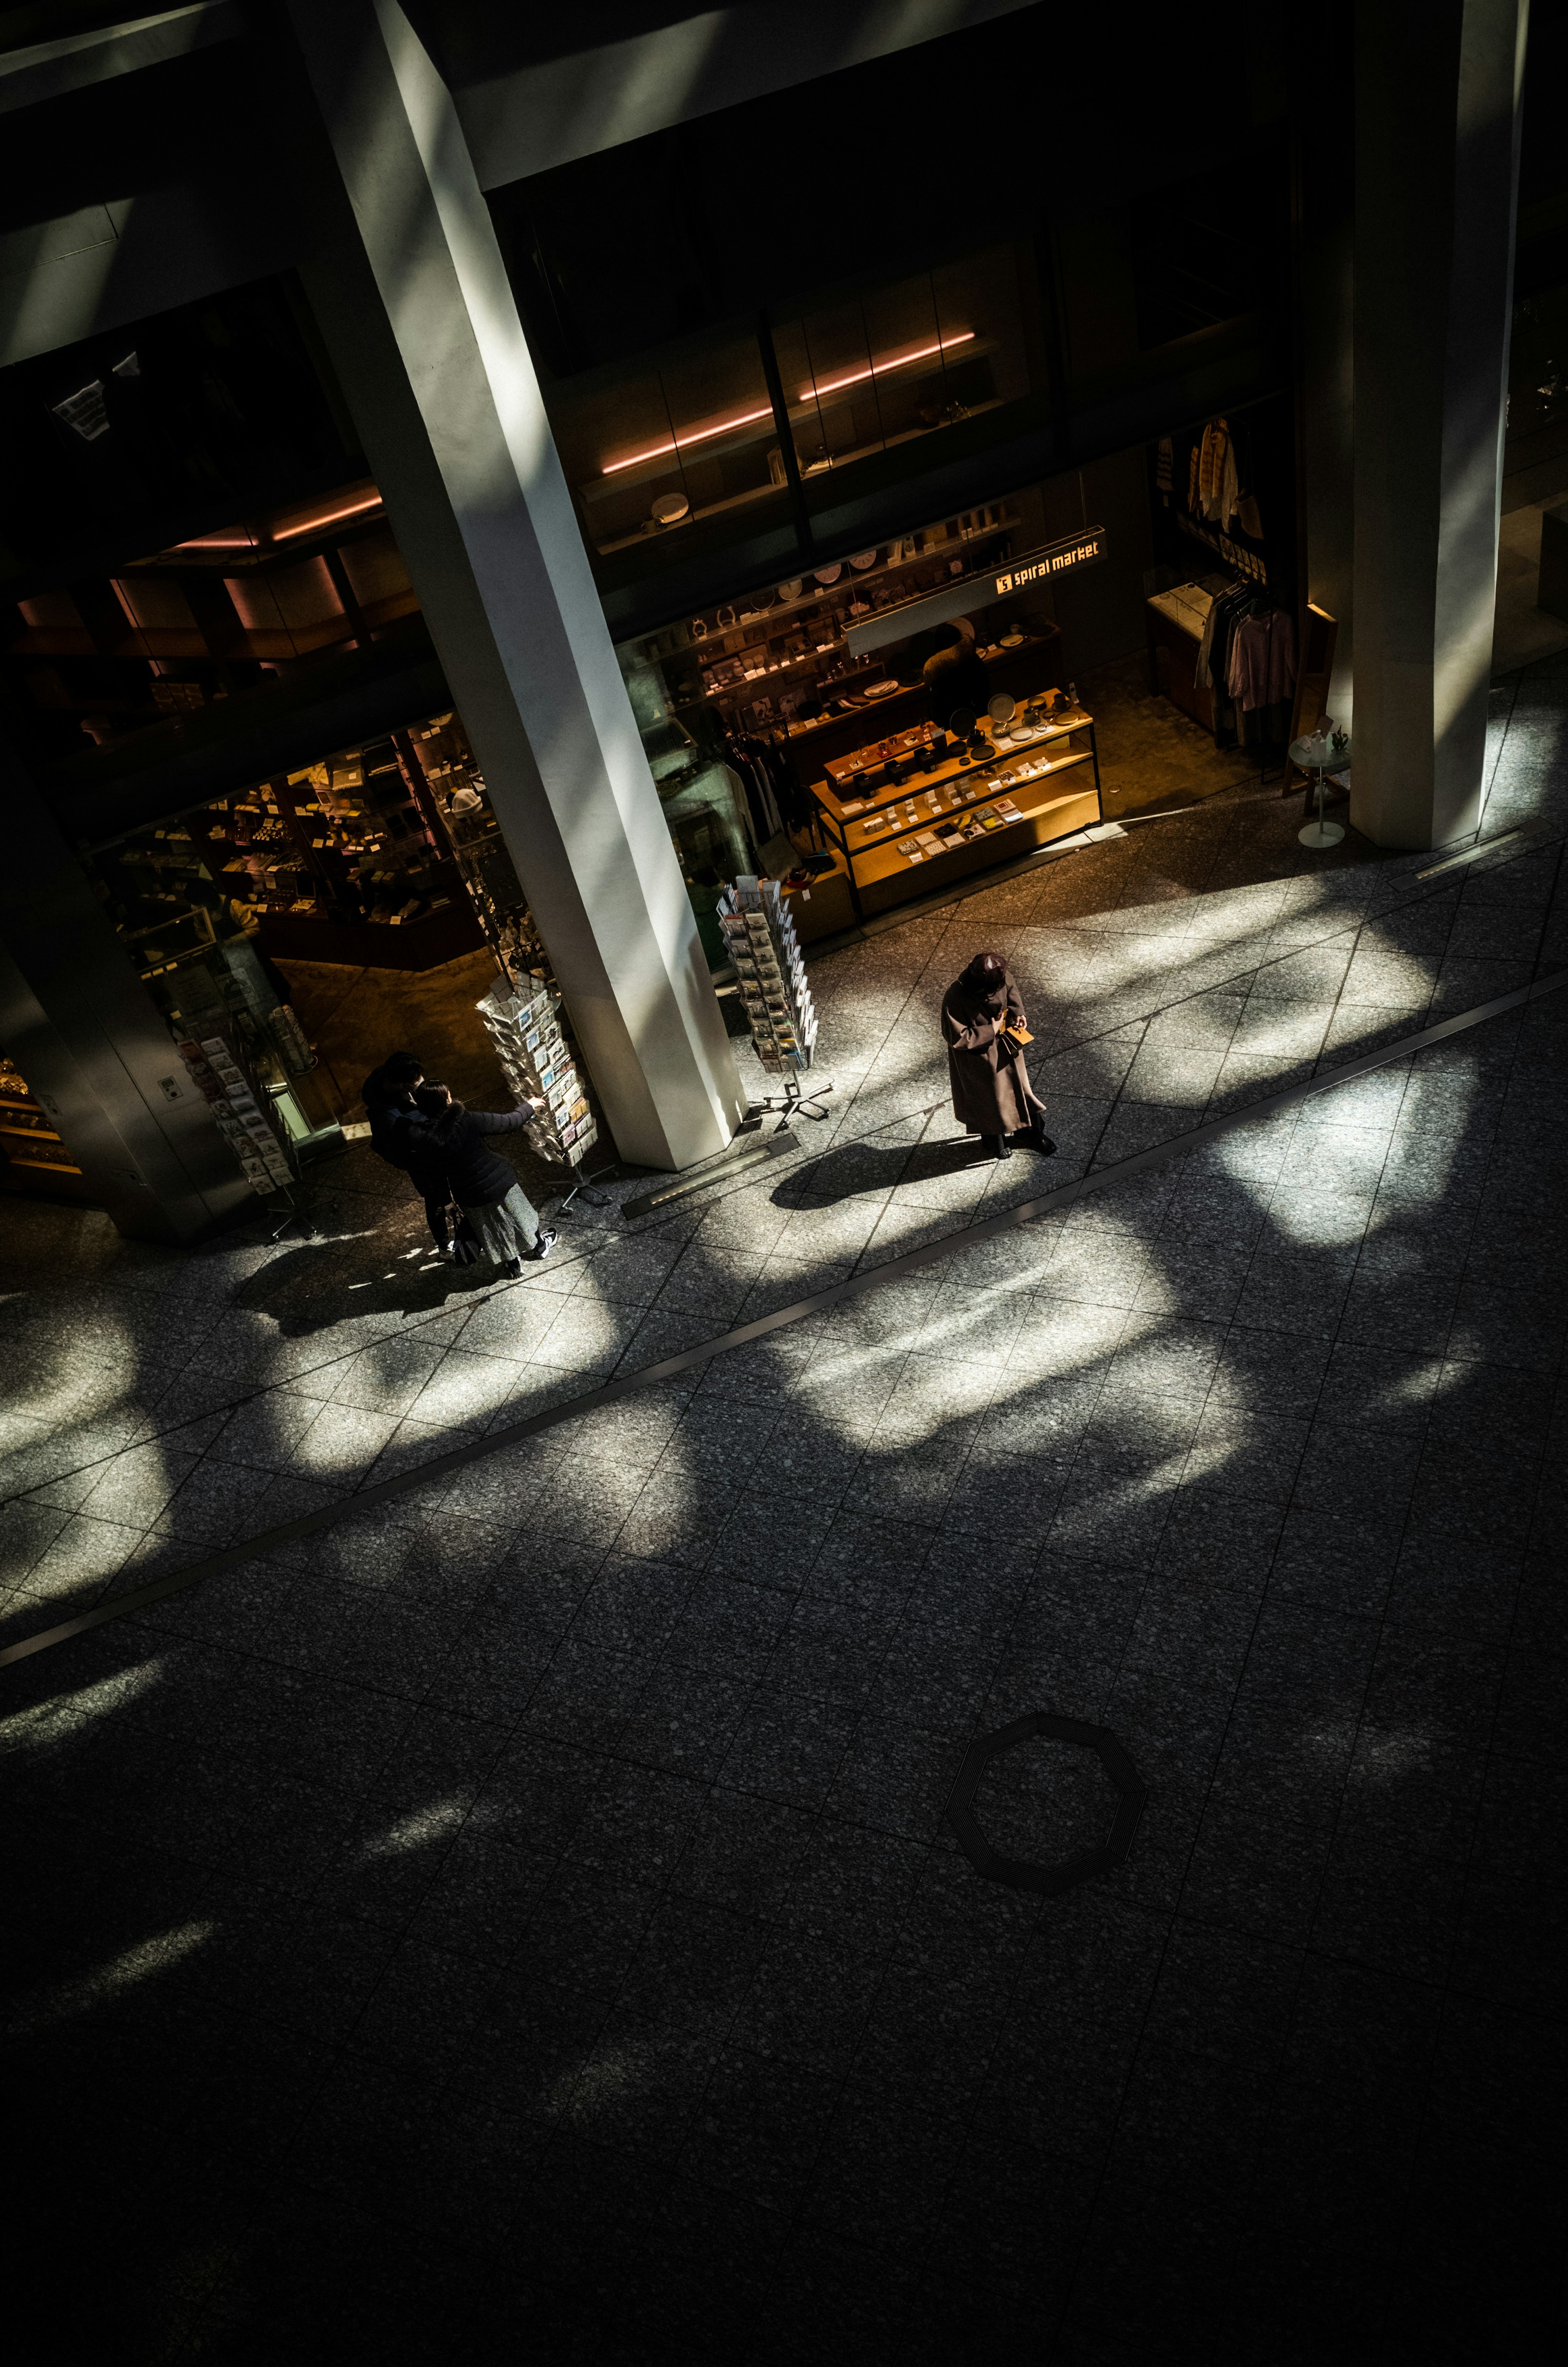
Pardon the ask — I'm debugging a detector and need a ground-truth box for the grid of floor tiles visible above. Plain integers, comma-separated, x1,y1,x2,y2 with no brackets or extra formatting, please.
2,653,1565,2360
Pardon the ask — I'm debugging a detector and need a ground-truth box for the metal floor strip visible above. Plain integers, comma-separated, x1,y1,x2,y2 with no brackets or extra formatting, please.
3,965,1564,1673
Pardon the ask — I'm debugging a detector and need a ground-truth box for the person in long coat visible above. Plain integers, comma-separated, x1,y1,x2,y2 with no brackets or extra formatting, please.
941,950,1053,1160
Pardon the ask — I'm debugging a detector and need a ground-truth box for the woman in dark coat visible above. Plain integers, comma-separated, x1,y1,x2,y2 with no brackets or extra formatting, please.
941,951,1053,1160
409,1083,557,1274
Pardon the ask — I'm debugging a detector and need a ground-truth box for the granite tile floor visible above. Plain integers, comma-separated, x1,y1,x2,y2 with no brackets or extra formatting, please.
2,654,1566,2361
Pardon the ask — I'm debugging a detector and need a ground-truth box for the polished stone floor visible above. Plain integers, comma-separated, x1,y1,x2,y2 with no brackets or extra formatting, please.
2,655,1565,2363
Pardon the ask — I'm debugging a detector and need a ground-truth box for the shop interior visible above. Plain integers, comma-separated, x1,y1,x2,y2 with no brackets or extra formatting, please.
617,394,1304,953
76,706,565,1161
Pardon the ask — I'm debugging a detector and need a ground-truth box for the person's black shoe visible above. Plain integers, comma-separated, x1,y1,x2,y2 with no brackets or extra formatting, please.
1015,1127,1056,1155
500,1256,523,1278
524,1229,557,1261
987,1133,1012,1160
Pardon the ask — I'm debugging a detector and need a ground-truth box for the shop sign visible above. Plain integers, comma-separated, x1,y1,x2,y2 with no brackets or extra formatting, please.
846,526,1108,656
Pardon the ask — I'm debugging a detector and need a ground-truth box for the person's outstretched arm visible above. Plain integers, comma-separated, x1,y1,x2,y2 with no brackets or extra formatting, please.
467,1102,543,1134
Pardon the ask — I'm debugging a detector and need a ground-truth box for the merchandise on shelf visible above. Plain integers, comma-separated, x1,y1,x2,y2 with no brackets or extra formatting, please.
173,1028,295,1195
716,877,817,1074
0,1055,82,1178
475,976,600,1167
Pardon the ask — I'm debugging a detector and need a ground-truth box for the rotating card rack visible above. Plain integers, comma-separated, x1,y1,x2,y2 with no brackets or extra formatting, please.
476,975,600,1171
718,876,831,1121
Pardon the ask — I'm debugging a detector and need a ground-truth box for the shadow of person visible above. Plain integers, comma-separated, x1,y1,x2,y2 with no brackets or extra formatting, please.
773,1131,980,1209
233,1235,502,1338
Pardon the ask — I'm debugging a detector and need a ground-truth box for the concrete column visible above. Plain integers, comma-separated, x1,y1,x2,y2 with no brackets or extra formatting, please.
0,744,253,1244
1351,0,1528,850
1294,6,1356,727
281,0,744,1170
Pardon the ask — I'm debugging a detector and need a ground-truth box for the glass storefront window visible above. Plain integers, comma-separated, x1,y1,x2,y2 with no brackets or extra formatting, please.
1509,283,1568,438
77,702,561,1003
3,481,419,772
773,248,1031,497
551,331,787,558
0,1052,83,1185
542,245,1039,566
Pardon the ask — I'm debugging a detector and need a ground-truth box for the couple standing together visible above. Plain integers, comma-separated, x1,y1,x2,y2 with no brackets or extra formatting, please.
362,1053,557,1278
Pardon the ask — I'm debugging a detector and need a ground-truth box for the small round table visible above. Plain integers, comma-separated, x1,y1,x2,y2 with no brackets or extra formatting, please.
1290,734,1351,849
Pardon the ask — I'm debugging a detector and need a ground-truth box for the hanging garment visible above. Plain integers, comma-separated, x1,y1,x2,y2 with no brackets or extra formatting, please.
1226,610,1297,711
1156,437,1174,499
1187,441,1202,511
1195,582,1247,690
1197,420,1241,530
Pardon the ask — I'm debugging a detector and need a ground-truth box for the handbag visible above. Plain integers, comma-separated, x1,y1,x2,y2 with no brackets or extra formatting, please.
448,1210,483,1267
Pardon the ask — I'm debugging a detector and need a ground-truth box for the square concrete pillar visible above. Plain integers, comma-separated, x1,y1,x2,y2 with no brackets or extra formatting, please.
283,0,743,1170
1351,0,1528,851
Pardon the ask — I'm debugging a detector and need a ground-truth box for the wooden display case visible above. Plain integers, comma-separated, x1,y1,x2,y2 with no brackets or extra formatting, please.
811,700,1102,920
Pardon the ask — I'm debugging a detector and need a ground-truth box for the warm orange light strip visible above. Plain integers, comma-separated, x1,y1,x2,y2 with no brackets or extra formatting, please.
601,408,775,476
799,331,974,403
597,331,974,477
273,493,384,539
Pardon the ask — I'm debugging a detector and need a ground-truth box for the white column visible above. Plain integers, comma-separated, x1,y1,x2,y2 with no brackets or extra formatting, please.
1350,0,1528,851
283,0,743,1169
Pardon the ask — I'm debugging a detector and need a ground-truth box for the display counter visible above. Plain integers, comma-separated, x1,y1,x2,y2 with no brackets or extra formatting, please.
808,696,1101,921
780,626,1060,787
1145,579,1222,731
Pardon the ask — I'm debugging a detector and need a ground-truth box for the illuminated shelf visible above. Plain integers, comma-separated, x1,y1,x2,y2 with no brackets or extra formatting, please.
811,708,1100,920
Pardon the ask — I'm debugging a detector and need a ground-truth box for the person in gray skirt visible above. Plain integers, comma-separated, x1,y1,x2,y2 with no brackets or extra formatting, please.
409,1082,557,1274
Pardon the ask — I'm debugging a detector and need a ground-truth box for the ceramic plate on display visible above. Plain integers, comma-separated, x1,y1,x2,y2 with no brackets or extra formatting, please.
1001,632,1025,648
987,693,1018,735
776,579,803,602
651,493,690,525
813,564,843,584
864,680,900,699
849,549,880,570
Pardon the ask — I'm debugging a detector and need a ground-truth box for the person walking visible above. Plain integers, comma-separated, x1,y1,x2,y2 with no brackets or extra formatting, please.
409,1083,557,1274
361,1049,454,1251
941,950,1054,1161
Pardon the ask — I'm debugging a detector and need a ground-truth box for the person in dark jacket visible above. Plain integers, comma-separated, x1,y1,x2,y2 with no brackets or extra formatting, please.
940,951,1054,1160
410,1083,557,1274
361,1050,452,1249
922,622,990,729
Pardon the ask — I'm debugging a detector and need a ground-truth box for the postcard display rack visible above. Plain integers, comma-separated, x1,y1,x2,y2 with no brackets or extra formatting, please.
813,697,1102,920
174,1030,295,1195
718,878,818,1076
477,977,599,1167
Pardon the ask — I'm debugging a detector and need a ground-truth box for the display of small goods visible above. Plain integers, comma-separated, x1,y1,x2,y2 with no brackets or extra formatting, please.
618,502,1019,737
173,1029,295,1195
810,693,1100,920
0,1055,82,1176
475,977,600,1168
405,713,552,983
86,707,556,983
716,877,817,1075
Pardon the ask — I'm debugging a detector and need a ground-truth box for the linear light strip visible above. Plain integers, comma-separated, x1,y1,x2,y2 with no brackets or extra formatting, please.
5,963,1564,1671
272,494,384,539
798,330,974,402
598,331,975,477
601,407,776,476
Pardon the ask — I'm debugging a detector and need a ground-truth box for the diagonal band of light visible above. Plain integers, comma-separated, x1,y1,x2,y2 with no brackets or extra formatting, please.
5,810,1558,1521
4,965,1564,1674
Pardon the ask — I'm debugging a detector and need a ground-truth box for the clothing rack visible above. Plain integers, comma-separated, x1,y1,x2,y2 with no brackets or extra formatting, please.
1195,579,1298,767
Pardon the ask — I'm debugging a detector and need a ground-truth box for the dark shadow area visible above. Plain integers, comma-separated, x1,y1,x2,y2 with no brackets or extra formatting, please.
2,657,1566,2359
